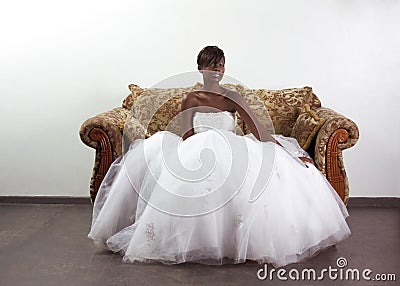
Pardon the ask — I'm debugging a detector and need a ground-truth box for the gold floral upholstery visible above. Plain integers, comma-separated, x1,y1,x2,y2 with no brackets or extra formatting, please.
313,107,359,174
80,83,359,204
80,107,129,158
291,104,326,150
122,113,146,151
246,86,321,136
131,87,190,137
122,84,145,110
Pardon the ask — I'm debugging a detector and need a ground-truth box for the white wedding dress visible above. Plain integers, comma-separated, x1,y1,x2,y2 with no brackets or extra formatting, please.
88,111,350,267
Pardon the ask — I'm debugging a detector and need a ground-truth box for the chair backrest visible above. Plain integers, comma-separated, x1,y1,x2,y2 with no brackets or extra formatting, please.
246,86,321,136
122,84,321,137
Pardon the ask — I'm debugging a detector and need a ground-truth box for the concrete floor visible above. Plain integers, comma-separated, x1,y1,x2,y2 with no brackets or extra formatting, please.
0,204,398,286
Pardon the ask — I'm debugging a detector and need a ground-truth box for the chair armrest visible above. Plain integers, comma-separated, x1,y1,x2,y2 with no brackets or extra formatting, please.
314,108,359,167
79,107,130,158
313,107,359,204
80,107,131,202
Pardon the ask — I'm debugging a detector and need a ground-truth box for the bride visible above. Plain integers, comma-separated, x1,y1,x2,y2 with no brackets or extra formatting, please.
88,46,350,267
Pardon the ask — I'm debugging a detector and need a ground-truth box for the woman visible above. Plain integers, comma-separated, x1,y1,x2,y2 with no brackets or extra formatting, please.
88,46,350,267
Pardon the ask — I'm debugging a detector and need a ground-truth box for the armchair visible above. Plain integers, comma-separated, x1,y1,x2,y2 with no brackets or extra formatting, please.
80,83,359,204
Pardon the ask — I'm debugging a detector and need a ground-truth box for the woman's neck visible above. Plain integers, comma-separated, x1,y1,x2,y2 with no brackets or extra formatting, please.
202,81,224,94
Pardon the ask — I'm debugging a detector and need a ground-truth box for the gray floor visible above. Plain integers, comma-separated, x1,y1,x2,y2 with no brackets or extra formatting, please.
0,204,398,286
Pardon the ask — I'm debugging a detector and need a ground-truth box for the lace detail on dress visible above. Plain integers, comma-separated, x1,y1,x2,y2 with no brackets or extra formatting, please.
145,223,155,245
193,111,236,134
234,214,243,228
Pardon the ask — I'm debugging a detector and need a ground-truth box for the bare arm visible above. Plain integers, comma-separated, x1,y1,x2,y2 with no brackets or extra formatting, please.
181,93,196,140
229,91,280,144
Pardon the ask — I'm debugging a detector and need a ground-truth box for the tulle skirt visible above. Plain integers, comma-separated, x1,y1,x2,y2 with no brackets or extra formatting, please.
88,130,350,267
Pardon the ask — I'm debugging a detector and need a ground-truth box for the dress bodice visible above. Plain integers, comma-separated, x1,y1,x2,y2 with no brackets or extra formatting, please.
193,111,236,134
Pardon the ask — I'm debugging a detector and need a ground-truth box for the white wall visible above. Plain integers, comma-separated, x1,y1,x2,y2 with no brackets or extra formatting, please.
0,0,399,197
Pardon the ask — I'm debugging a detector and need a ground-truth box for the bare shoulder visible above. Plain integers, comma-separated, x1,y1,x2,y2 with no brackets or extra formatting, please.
221,87,240,99
181,91,200,110
224,89,246,107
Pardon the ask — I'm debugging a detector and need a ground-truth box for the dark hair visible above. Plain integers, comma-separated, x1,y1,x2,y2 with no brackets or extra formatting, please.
197,46,225,70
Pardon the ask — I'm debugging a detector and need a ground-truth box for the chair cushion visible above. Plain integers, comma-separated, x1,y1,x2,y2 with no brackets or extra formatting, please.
249,86,321,136
133,88,189,137
240,88,275,135
291,104,326,150
122,84,145,110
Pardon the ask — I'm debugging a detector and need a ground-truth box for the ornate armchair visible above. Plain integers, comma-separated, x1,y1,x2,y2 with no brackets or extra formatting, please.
80,83,359,204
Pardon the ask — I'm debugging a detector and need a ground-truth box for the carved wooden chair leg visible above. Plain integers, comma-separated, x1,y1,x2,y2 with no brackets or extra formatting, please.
326,128,349,204
89,128,113,203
